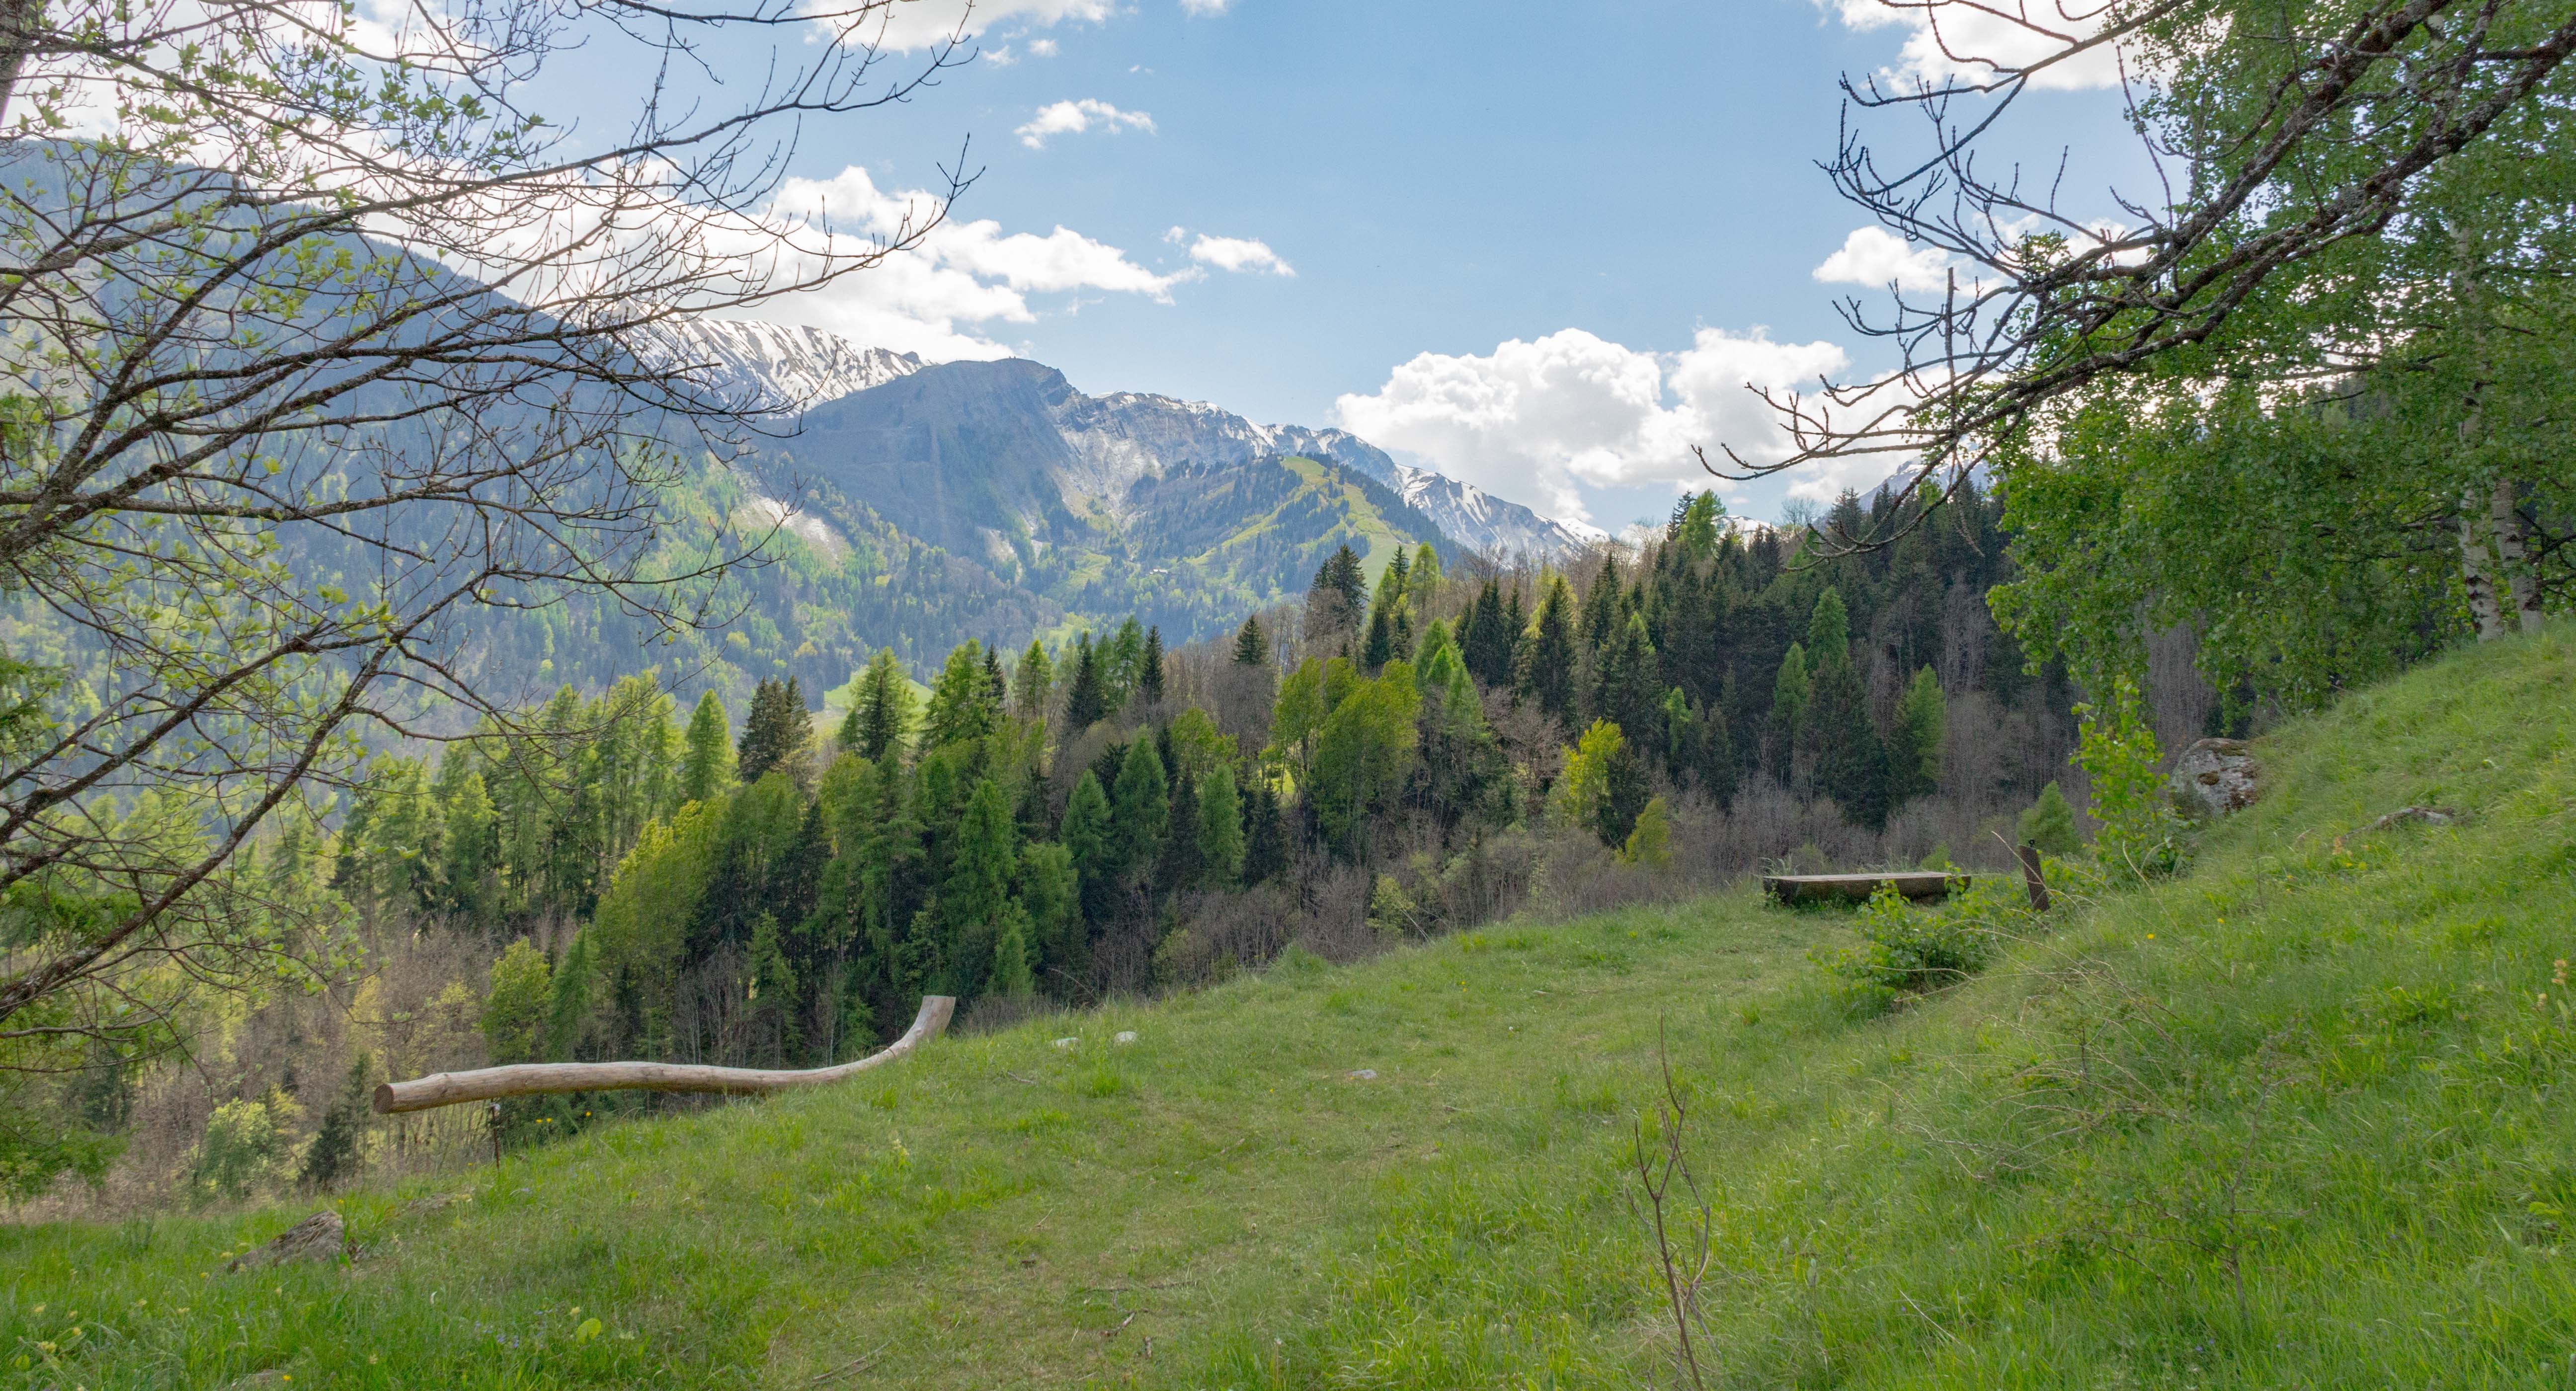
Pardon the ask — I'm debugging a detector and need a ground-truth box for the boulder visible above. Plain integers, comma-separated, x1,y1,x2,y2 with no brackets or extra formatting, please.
228,1210,346,1271
2171,738,2261,817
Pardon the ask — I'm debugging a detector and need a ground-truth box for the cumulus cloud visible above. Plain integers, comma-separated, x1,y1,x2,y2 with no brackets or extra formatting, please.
1015,98,1156,150
711,165,1188,360
824,0,1113,53
1179,0,1231,12
1824,0,2126,90
1029,38,1059,55
1186,233,1293,276
1813,226,1960,292
1334,327,1851,524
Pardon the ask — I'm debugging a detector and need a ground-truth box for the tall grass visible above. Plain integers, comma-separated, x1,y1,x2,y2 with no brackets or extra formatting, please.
9,630,2576,1388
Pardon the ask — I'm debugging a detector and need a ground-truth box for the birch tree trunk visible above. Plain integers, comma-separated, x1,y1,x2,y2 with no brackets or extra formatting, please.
2461,497,2506,641
2491,477,2545,634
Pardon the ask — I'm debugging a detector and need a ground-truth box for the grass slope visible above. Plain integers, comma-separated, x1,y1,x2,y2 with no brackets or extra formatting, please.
14,631,2576,1388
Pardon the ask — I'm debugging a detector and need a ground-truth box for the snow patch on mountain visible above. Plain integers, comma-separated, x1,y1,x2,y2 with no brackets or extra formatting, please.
649,319,924,413
1048,388,1591,557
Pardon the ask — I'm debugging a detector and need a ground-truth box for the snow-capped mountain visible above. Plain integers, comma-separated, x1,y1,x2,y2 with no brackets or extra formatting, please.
644,319,924,414
662,317,1594,559
1048,388,1594,559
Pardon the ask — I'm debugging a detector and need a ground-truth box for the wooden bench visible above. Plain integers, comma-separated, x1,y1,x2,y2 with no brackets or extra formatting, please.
1762,871,1968,905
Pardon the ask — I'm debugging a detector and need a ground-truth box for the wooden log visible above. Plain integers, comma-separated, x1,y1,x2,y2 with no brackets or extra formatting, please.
373,995,956,1115
1761,871,1967,906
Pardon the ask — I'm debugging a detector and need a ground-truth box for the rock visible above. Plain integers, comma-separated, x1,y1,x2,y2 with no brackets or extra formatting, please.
1347,1069,1377,1081
1051,1037,1080,1050
228,1210,345,1271
1113,1031,1137,1045
2171,738,2261,816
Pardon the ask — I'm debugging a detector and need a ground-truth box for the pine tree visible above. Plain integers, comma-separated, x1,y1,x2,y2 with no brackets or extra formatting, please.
990,906,1035,998
1888,666,1947,804
1461,580,1512,688
1769,641,1810,772
982,645,1009,708
1104,618,1146,710
1232,615,1268,667
1308,543,1368,639
735,677,809,786
1807,587,1852,668
1017,841,1082,986
942,777,1018,996
1011,640,1055,722
1241,781,1288,884
842,649,915,763
1196,764,1244,887
1408,541,1442,625
924,642,1000,750
1060,771,1114,922
1138,626,1167,707
1064,635,1109,733
1360,602,1396,670
681,690,734,804
1525,572,1581,728
1592,611,1661,739
1581,553,1622,651
1111,737,1170,885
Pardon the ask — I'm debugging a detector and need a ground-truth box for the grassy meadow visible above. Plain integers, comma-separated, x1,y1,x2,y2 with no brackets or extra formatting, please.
12,629,2576,1388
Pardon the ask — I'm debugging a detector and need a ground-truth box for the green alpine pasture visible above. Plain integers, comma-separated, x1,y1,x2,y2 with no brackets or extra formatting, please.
13,630,2576,1388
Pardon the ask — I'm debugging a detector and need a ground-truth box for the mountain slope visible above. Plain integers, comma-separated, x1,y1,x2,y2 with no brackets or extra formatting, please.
23,630,2576,1387
644,319,924,412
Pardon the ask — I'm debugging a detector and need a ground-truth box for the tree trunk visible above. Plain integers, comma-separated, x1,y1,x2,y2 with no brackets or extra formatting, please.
2491,477,2544,635
2462,495,2506,641
0,0,41,125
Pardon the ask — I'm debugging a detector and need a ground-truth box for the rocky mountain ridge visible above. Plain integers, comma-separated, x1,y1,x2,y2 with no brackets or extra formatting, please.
682,318,1593,560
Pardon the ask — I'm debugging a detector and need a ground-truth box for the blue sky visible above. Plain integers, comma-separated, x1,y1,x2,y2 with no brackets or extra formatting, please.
623,0,2146,530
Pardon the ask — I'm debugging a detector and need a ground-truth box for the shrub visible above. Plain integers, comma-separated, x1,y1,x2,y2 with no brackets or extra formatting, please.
1813,881,2014,1013
2075,674,2187,878
2018,781,2082,856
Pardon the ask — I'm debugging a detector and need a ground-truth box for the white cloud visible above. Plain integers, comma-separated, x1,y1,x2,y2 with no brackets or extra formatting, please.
1813,226,1959,292
1180,0,1231,13
1028,38,1059,56
984,46,1018,65
705,165,1189,360
817,0,1113,53
1334,327,1851,524
1015,98,1156,150
1163,226,1188,244
1825,0,2126,90
1186,233,1293,277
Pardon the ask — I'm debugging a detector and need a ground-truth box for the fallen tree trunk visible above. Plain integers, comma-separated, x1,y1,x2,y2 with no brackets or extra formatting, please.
373,996,956,1115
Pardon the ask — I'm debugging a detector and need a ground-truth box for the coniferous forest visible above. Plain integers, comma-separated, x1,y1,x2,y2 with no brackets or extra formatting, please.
59,481,2110,1196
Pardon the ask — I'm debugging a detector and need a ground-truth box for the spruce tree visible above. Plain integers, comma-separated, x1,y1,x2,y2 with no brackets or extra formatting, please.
1360,602,1396,670
1581,553,1622,651
1060,771,1114,921
1196,764,1244,887
1138,626,1167,706
1461,580,1513,688
681,690,734,803
1105,618,1146,710
1064,635,1109,733
1017,841,1082,985
1308,543,1368,639
943,777,1018,996
1888,667,1947,804
842,649,914,763
1807,587,1852,668
1232,614,1268,667
735,677,809,787
982,645,1009,709
924,642,1000,750
1592,611,1661,740
1011,640,1054,722
1241,782,1288,884
990,906,1035,998
1111,737,1170,885
1805,653,1887,828
1525,572,1581,728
